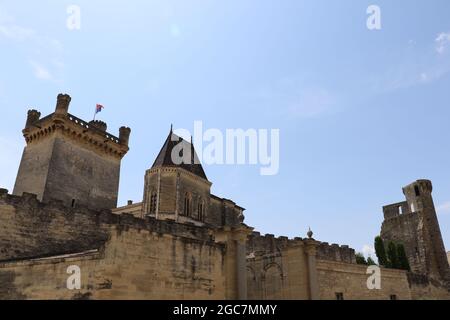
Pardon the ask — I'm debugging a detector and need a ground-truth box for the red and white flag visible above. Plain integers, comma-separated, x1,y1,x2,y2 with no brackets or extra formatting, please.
95,104,104,114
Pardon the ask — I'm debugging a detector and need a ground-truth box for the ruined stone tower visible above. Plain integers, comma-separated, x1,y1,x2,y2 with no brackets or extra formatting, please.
381,180,449,282
13,94,130,211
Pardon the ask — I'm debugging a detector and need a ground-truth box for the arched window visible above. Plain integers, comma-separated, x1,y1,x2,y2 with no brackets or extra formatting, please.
150,191,157,214
198,199,204,221
183,193,191,217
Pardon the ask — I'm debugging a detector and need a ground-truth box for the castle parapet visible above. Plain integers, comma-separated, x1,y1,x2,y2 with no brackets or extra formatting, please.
0,190,220,262
22,93,130,160
316,242,356,264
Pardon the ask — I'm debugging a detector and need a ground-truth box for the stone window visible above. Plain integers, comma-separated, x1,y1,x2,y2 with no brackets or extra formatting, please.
335,292,344,300
198,199,204,221
390,294,397,300
150,191,157,214
71,199,76,208
184,193,192,217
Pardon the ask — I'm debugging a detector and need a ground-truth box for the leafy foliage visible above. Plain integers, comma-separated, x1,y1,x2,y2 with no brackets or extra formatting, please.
355,252,368,265
374,236,387,266
386,241,399,268
397,244,411,271
367,256,377,266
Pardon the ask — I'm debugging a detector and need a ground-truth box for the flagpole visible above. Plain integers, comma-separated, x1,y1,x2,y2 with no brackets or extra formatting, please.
93,105,97,121
93,104,103,121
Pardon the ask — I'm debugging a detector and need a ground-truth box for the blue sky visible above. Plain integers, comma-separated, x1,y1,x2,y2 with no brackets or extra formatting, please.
1,0,450,258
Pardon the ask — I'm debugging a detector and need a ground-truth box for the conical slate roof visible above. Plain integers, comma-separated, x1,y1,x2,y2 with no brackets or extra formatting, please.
151,130,208,180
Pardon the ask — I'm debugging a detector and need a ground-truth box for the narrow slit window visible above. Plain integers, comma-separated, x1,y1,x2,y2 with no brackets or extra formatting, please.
184,193,191,217
198,200,204,221
150,192,157,214
414,186,420,197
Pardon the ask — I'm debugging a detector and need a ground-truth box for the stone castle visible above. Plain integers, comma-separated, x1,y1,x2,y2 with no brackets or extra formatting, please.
0,94,449,300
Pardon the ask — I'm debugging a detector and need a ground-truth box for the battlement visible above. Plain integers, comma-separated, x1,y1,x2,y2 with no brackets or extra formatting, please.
0,189,223,262
246,232,301,256
0,189,216,240
13,93,131,211
316,242,356,264
246,231,356,263
23,94,130,159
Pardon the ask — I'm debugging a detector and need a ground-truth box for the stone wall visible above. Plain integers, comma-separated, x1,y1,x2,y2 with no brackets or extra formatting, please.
42,135,121,211
112,202,143,218
381,180,450,281
316,242,356,264
1,189,448,300
13,137,55,202
0,227,227,300
380,211,423,273
13,95,129,212
13,132,123,211
246,233,310,299
407,273,450,300
316,260,412,300
0,191,110,261
142,167,243,228
0,190,237,299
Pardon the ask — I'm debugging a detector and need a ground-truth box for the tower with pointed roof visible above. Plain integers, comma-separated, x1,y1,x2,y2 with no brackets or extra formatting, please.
141,128,244,228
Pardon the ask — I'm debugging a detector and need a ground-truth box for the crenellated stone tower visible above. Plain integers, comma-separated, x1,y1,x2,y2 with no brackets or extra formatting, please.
13,93,131,211
381,179,449,282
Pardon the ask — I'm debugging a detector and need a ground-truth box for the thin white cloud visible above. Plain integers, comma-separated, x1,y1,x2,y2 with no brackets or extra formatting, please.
373,33,450,93
436,202,450,214
0,24,35,41
436,32,450,54
0,7,64,82
0,21,62,53
29,60,52,80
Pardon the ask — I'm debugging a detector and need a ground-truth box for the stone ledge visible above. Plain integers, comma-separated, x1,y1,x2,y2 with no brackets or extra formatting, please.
0,249,101,268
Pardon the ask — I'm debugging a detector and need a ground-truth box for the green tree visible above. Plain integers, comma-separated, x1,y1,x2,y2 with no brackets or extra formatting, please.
386,241,399,268
374,236,387,266
355,252,368,265
367,256,377,266
396,244,411,271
